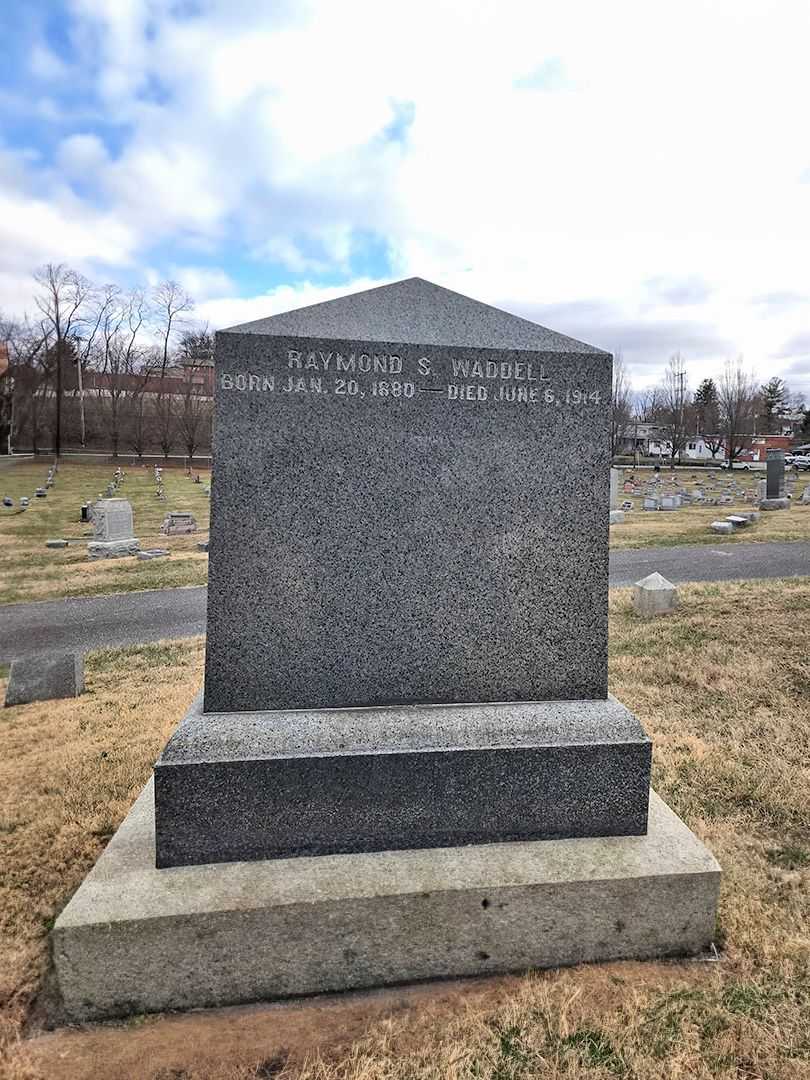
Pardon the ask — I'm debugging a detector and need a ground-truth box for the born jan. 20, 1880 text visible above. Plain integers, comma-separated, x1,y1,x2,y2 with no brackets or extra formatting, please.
219,348,603,408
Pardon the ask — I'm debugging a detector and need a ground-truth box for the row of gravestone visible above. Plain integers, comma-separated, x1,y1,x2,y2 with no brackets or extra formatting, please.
610,454,804,524
609,467,757,521
710,511,760,534
2,461,58,513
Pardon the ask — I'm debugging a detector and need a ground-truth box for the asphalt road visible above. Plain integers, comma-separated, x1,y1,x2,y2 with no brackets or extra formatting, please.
0,540,807,663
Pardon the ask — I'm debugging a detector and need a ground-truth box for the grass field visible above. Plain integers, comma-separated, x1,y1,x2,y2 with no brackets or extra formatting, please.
2,577,809,1079
609,467,810,549
0,460,211,605
1,462,809,607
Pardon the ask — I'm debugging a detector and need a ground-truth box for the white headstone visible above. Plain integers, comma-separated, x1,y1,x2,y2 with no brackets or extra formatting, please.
92,499,135,541
632,572,678,618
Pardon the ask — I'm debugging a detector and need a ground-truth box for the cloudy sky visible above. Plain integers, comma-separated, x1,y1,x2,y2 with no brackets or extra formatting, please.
1,0,809,398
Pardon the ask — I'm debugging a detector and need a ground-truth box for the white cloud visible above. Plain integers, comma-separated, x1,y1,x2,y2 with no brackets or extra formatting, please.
194,277,388,331
0,148,137,305
170,266,236,302
1,0,810,397
29,43,70,81
57,133,110,176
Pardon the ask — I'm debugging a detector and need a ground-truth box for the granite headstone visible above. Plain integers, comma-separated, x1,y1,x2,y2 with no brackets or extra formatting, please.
54,279,719,1023
160,511,197,535
767,449,785,499
87,498,140,558
5,653,84,707
761,450,790,510
204,279,612,711
155,277,652,867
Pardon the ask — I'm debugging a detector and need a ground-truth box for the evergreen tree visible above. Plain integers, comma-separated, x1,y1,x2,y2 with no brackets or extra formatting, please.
693,378,719,433
759,376,788,433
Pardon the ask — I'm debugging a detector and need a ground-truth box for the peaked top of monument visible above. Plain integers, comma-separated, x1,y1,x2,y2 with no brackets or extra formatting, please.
220,278,607,354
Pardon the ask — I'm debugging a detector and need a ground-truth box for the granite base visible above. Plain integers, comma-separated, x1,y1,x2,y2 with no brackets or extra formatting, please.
759,498,790,511
87,538,141,559
154,694,652,867
53,780,720,1022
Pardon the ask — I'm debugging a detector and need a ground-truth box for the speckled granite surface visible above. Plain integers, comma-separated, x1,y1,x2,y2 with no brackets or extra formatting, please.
223,277,608,353
155,694,651,866
204,279,612,712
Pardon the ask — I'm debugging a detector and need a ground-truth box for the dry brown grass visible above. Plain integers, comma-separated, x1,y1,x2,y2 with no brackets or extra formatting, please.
2,578,810,1079
0,461,211,604
0,639,205,1075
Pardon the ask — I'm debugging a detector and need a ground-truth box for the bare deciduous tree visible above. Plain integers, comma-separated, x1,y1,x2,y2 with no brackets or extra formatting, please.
152,281,194,381
660,353,691,465
0,314,18,454
175,367,212,466
610,350,632,458
718,357,758,468
75,283,124,447
636,386,665,422
33,263,92,456
126,347,160,458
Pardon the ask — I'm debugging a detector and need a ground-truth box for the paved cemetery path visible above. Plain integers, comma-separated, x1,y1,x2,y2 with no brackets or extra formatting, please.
0,540,808,662
608,539,810,587
0,586,208,663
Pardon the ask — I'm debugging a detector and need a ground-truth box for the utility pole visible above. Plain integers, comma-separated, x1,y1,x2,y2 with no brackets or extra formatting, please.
75,352,86,447
675,368,686,465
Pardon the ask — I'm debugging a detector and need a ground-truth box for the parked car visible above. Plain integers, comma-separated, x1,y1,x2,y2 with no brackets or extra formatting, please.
792,454,810,470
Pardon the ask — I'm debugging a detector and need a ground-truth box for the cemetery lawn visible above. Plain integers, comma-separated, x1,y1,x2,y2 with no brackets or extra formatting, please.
2,463,810,606
610,467,810,549
3,578,809,1080
0,460,211,605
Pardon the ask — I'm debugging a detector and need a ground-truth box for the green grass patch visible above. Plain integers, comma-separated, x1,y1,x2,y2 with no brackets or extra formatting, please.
86,641,195,674
560,1028,627,1073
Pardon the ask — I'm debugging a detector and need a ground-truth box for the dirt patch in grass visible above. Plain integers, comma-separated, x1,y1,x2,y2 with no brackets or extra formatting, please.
3,578,810,1079
0,461,210,604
